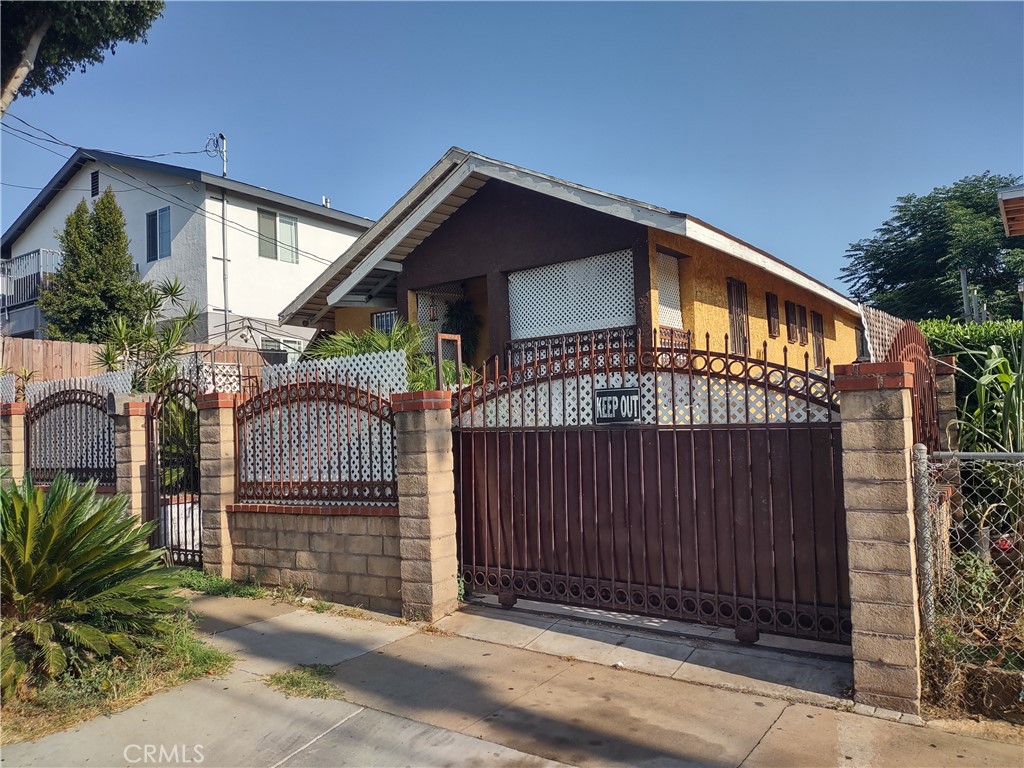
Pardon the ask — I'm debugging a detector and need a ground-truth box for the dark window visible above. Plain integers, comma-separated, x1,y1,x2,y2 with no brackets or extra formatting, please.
90,170,99,197
766,292,780,338
146,211,158,262
811,311,825,368
727,278,750,355
146,207,171,262
258,209,277,259
785,301,798,343
371,310,398,333
856,326,870,361
797,305,808,345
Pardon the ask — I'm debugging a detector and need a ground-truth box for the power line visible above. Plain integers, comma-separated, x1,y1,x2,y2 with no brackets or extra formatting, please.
5,113,209,159
2,180,198,193
4,120,340,268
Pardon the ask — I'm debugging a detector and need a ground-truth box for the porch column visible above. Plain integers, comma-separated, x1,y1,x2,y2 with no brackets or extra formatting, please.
935,356,958,451
111,395,151,520
393,390,459,622
486,270,510,363
0,402,27,482
198,392,236,578
834,361,923,715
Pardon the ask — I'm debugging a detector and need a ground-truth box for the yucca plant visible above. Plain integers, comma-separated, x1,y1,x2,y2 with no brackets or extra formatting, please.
304,318,473,391
94,277,199,393
1,475,184,699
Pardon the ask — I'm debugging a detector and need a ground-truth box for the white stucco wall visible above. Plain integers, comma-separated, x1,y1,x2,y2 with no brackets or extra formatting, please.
202,192,361,337
10,160,209,312
10,159,364,344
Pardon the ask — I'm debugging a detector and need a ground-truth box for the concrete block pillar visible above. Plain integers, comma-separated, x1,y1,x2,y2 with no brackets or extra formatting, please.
0,402,27,482
935,356,958,451
197,392,236,578
393,390,459,622
111,395,151,520
835,361,923,715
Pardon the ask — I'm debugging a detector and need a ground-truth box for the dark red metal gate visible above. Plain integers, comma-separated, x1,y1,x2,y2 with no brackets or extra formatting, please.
452,327,851,643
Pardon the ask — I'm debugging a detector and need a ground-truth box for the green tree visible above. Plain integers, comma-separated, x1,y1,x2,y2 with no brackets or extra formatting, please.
39,187,146,343
840,173,1024,321
1,1,164,117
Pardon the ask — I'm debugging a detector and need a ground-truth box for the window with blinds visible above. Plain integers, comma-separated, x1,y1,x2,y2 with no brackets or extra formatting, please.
785,300,798,343
727,278,750,355
797,305,809,345
258,210,299,263
766,292,780,338
656,251,684,330
811,311,825,368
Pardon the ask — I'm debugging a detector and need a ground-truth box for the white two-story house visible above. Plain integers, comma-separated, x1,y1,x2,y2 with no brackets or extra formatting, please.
1,149,372,351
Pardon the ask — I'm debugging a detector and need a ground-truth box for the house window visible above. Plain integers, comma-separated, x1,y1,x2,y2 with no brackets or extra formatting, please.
797,305,808,345
258,209,299,263
146,207,171,262
371,310,398,333
785,300,798,343
656,251,684,330
726,278,750,355
766,292,780,338
811,311,825,368
90,170,99,197
261,337,301,363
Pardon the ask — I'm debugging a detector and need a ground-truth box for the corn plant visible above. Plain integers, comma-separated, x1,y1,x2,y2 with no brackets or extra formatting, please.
1,475,183,698
955,343,1024,453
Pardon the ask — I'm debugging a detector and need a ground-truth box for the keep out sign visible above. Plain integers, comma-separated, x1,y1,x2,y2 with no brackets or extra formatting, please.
594,387,641,425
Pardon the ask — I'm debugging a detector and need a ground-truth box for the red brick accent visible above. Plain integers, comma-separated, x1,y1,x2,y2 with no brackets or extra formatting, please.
392,390,453,413
834,361,915,391
226,503,398,517
0,402,27,416
197,392,237,410
122,401,149,416
935,355,957,376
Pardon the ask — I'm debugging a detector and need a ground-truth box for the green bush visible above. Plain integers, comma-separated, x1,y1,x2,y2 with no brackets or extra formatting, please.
304,318,471,391
1,475,184,698
920,318,1023,400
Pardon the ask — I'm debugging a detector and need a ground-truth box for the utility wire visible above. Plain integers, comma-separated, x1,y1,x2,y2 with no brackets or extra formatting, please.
5,114,209,159
4,120,341,268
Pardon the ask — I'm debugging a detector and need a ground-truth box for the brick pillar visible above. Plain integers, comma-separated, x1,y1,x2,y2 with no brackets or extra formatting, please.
198,393,236,578
111,395,151,519
393,390,458,622
835,361,922,715
0,402,27,482
935,355,958,451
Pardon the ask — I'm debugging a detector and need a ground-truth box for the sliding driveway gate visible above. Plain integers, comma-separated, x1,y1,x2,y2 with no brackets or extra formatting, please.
452,327,851,643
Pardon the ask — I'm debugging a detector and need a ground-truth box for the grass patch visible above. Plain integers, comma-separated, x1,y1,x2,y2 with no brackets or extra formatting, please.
176,568,269,599
2,613,233,745
264,665,344,700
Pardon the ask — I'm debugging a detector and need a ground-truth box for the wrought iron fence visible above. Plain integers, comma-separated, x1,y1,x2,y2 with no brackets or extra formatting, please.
235,366,398,507
917,448,1024,721
25,388,116,485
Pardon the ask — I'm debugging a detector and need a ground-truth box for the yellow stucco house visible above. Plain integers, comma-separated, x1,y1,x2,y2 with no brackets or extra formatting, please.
282,149,865,369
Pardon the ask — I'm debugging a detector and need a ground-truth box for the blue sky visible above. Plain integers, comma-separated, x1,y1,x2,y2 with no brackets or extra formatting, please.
2,1,1022,293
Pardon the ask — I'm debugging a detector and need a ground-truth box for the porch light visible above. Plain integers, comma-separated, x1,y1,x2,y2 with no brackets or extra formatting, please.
428,295,437,322
1018,279,1024,305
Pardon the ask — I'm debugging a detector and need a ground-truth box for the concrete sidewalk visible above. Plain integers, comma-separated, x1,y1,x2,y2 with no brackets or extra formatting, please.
3,595,1020,768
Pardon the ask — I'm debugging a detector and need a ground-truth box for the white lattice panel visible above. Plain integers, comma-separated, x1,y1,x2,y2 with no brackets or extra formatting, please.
0,375,14,403
456,370,837,428
656,251,684,330
508,250,635,340
26,369,133,403
261,350,408,395
29,402,113,472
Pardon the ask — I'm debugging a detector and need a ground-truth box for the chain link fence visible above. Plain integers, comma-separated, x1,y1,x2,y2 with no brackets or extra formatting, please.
916,447,1024,722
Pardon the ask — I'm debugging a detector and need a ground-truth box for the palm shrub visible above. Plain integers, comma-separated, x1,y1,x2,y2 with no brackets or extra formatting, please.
94,277,199,393
304,318,471,391
1,475,184,698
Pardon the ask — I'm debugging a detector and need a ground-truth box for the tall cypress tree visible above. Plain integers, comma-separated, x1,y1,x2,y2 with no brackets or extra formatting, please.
39,186,146,342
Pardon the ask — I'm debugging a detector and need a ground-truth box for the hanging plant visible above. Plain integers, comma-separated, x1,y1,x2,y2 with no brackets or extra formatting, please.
441,296,483,364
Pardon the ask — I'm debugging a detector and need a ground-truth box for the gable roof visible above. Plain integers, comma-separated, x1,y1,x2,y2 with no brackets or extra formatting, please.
280,148,859,326
2,148,374,258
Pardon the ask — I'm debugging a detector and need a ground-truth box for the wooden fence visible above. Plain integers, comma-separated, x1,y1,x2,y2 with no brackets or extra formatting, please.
1,336,272,382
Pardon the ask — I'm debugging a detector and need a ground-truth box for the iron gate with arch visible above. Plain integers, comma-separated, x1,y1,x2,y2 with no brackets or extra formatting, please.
148,378,202,566
452,326,851,644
